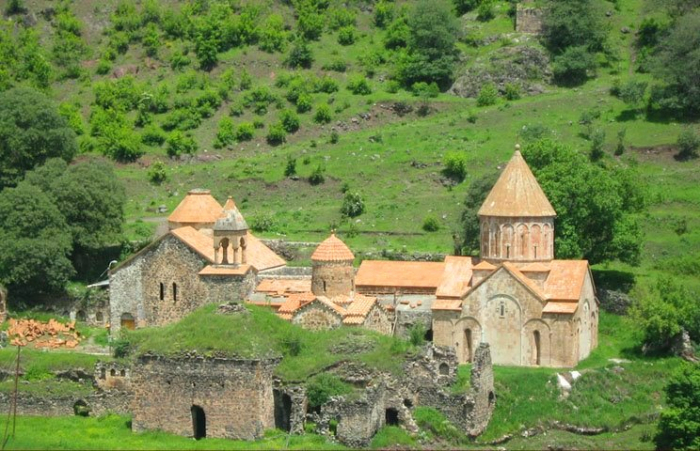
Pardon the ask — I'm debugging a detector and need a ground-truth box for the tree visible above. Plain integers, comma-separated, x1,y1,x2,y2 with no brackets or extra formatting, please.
0,88,77,188
540,0,608,55
651,12,700,116
0,183,74,301
552,46,596,86
521,139,645,265
460,172,499,255
397,0,460,89
655,364,700,450
340,192,365,218
676,128,700,160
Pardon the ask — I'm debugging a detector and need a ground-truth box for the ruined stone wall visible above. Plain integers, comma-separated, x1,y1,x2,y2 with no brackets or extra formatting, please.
109,256,144,333
321,383,386,448
201,271,257,304
394,309,433,339
272,383,307,434
94,361,131,391
465,343,495,436
516,5,543,34
131,356,279,440
292,301,343,330
0,390,130,417
362,304,392,335
311,262,354,297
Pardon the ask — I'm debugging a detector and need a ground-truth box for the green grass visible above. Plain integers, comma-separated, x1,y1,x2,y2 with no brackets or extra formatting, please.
126,304,414,381
0,415,345,450
0,348,105,375
370,426,416,449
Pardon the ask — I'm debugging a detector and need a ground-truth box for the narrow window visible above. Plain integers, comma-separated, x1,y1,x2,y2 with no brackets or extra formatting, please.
159,282,164,300
533,245,538,259
533,331,541,366
499,303,505,317
322,280,327,293
172,283,178,302
506,244,511,259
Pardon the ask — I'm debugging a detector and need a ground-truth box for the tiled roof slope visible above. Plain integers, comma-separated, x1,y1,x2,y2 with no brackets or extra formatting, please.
436,256,474,298
168,189,223,224
255,279,312,296
311,233,355,262
355,261,445,291
478,149,556,218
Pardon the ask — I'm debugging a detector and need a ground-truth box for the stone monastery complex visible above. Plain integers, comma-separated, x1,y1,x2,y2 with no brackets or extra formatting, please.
110,146,598,368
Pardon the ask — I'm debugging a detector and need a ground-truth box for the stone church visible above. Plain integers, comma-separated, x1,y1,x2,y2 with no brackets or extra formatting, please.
109,147,598,367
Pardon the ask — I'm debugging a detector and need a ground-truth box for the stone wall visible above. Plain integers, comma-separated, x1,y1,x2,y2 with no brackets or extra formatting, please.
130,355,279,440
292,301,343,330
272,382,307,434
361,304,393,335
109,255,144,332
516,5,543,34
0,389,129,417
201,272,257,305
320,383,387,448
311,262,354,297
94,361,131,391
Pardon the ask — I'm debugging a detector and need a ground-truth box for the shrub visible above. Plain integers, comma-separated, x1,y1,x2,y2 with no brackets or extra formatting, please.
251,214,276,233
476,82,498,107
97,127,144,162
412,81,439,98
284,156,296,177
615,128,626,156
266,123,287,146
422,216,440,232
112,338,131,358
552,46,595,86
315,76,339,94
96,59,112,75
253,119,265,129
341,192,365,217
476,1,495,21
443,152,467,182
328,8,356,31
676,128,700,160
337,26,355,46
166,131,197,157
374,1,394,28
214,117,236,149
314,104,332,124
258,14,287,53
504,83,521,101
322,59,347,72
408,323,426,346
306,373,352,408
298,11,324,40
141,125,166,146
347,75,372,95
5,0,25,15
655,365,700,450
280,109,300,133
309,165,325,185
589,128,606,162
286,39,314,69
385,80,401,93
295,92,313,113
147,160,167,184
329,130,339,144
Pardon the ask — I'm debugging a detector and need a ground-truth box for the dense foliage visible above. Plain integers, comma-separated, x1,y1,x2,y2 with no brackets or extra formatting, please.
655,364,700,450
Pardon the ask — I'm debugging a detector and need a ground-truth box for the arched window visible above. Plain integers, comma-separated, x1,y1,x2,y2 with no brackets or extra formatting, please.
159,282,164,300
464,329,473,363
533,330,541,366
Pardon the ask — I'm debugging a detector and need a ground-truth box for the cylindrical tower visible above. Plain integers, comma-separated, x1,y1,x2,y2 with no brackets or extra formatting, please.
477,146,556,262
311,232,355,297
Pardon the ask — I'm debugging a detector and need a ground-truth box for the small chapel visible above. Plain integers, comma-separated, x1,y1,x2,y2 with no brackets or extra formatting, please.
108,146,598,368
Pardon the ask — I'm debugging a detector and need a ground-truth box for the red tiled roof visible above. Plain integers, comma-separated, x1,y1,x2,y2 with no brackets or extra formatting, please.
344,295,377,318
502,262,546,300
520,262,551,273
436,256,474,298
198,265,252,276
355,261,445,291
432,299,463,311
255,279,312,296
478,149,556,218
473,260,497,271
543,260,589,301
311,233,355,262
168,189,223,224
542,301,579,314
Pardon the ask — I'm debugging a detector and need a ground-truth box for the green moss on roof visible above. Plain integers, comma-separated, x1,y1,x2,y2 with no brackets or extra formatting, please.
126,304,414,381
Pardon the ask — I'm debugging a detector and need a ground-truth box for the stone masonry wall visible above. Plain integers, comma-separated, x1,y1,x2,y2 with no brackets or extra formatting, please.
361,304,393,335
292,301,343,330
130,356,279,440
320,383,386,448
109,256,144,333
311,262,354,297
0,390,129,417
202,271,257,305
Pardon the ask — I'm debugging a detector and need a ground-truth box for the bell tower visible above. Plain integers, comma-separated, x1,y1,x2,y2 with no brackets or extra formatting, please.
213,197,249,265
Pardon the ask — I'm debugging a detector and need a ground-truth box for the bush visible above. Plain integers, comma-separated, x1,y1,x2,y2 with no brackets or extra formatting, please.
422,216,440,232
141,126,166,146
337,26,355,45
147,160,167,185
286,39,314,68
279,109,300,133
655,365,700,450
214,117,236,149
374,1,394,28
166,131,197,157
266,123,287,146
284,156,296,177
5,0,25,15
329,130,339,144
321,59,347,72
504,83,521,101
235,122,254,142
443,152,467,182
476,1,495,21
306,373,352,408
97,127,144,162
315,76,339,94
676,128,700,160
408,323,426,346
589,128,606,162
385,80,401,94
347,75,372,95
340,192,365,217
477,82,498,107
412,81,439,98
309,165,325,185
314,104,332,124
295,92,313,113
552,46,595,86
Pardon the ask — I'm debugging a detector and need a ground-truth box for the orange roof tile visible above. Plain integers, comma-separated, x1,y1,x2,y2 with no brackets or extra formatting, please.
255,279,312,295
311,233,355,262
519,262,551,273
315,296,348,316
436,256,474,298
168,189,223,224
478,148,556,218
171,227,286,271
502,262,546,300
199,265,252,276
543,260,589,301
344,295,378,319
473,260,497,271
432,299,463,311
277,292,316,314
355,261,445,291
542,301,579,314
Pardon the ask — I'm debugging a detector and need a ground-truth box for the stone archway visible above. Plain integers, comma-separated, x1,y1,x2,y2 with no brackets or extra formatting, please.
191,405,206,439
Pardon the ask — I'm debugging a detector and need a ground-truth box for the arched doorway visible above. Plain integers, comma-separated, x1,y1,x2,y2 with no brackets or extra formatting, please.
120,313,135,330
191,405,206,439
464,329,473,363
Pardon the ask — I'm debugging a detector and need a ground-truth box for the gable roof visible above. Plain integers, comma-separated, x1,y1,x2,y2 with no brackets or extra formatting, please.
168,189,223,224
355,260,446,292
542,260,589,301
478,149,556,218
255,279,312,296
436,256,474,299
311,233,355,262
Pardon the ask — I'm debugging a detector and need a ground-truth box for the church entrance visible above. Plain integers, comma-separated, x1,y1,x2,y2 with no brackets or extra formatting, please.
191,405,206,439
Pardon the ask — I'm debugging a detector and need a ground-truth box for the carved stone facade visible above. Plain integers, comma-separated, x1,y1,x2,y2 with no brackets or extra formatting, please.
130,355,279,440
480,217,555,262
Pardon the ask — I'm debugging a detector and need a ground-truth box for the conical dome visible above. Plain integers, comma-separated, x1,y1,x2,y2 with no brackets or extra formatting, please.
311,233,354,262
214,197,248,232
168,189,223,225
478,146,556,218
